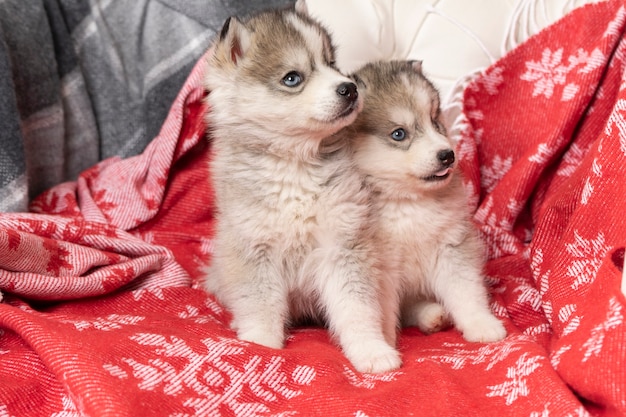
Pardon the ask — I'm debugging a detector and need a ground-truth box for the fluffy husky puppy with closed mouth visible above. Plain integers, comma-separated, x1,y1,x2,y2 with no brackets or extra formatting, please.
202,2,401,373
347,60,507,343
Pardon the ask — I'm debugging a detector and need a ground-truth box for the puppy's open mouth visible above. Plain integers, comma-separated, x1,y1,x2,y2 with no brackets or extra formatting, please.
422,167,452,182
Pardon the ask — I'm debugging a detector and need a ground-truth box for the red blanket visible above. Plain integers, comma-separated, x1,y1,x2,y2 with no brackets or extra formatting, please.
1,1,626,416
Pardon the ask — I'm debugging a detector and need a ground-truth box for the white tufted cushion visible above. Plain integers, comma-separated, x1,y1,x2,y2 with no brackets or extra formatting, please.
304,0,603,104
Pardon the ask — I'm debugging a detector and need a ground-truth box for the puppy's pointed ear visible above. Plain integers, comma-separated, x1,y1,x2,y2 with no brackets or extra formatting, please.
218,16,250,65
294,0,309,15
408,60,423,72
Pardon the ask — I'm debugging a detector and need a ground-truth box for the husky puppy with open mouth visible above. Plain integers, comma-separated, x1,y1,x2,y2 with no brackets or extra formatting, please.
347,60,507,343
202,2,401,373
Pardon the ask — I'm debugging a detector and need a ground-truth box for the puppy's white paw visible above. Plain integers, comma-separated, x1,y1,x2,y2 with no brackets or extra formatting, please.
415,303,450,334
237,328,285,349
459,314,506,343
345,340,402,374
402,301,451,334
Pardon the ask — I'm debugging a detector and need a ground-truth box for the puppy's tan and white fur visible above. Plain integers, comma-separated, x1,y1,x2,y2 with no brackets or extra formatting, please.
202,2,401,373
347,61,506,343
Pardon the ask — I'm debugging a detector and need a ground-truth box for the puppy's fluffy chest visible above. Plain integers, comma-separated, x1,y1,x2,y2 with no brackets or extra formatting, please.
375,195,469,278
261,159,329,244
378,198,456,245
213,146,361,264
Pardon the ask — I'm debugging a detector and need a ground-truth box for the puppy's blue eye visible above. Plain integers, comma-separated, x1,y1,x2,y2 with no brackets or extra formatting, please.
391,128,407,141
282,72,303,87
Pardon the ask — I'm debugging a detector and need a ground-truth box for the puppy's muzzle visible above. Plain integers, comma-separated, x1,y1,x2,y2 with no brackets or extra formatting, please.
423,149,455,182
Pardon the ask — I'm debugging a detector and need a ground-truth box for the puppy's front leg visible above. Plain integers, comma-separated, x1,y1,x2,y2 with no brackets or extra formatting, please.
432,243,506,343
317,247,402,373
227,257,289,349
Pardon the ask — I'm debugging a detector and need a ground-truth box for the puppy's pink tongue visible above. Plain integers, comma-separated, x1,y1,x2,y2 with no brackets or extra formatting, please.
435,168,451,177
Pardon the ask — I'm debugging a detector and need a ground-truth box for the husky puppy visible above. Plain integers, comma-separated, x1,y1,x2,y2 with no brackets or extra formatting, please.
202,2,401,373
347,61,507,343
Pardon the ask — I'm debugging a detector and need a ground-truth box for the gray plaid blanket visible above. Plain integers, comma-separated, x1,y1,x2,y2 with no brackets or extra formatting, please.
0,0,289,212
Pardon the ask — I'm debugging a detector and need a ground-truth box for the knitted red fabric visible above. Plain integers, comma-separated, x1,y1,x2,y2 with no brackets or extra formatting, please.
1,1,625,415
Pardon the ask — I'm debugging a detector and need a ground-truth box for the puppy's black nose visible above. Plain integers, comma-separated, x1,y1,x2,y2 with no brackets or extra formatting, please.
437,149,455,167
337,82,358,102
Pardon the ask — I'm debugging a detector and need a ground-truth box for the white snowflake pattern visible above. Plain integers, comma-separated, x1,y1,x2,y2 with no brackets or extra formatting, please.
505,274,551,333
566,406,593,417
529,143,553,165
523,324,552,338
61,314,145,331
592,153,603,176
604,98,626,156
414,335,536,372
103,363,128,379
550,345,571,369
453,112,482,208
177,299,224,324
562,317,581,337
475,197,522,259
521,48,605,101
342,365,401,389
480,155,513,194
462,179,480,215
199,237,214,257
542,302,554,327
192,237,215,276
455,133,477,165
50,396,81,417
603,6,626,40
575,48,606,75
465,108,485,124
514,283,543,313
530,249,544,277
558,305,581,337
486,353,543,405
581,155,604,205
566,231,611,290
491,299,510,319
561,84,580,101
179,131,202,155
104,334,316,417
581,178,595,205
528,135,567,165
291,365,316,386
132,287,166,301
521,48,566,98
530,404,550,417
0,405,15,417
479,66,505,95
582,297,624,362
559,305,577,322
557,143,588,177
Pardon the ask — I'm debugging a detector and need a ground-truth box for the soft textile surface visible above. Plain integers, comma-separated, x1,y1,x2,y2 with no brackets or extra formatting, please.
305,0,602,101
1,1,626,416
305,0,604,152
0,0,289,212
